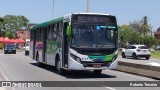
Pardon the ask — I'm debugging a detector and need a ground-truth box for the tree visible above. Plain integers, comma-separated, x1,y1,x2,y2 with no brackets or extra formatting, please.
0,17,4,37
5,31,14,39
129,16,152,36
3,15,29,38
0,17,3,22
141,16,152,36
118,25,132,48
143,36,156,48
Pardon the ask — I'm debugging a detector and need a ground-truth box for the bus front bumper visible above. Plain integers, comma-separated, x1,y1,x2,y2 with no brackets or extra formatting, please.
68,57,118,70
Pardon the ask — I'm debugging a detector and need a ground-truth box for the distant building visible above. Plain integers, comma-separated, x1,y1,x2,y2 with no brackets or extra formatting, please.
16,23,36,39
16,29,29,39
154,27,160,39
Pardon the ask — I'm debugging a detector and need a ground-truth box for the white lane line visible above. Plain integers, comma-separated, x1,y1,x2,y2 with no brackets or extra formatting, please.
104,86,117,90
0,87,6,90
0,66,9,81
0,67,15,90
147,62,160,67
0,67,7,90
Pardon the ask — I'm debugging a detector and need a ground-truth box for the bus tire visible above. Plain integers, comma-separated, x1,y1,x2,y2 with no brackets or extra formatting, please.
56,57,65,74
36,52,42,67
94,70,102,75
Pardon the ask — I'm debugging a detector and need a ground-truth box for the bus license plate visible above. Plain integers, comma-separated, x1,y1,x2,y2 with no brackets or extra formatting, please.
93,64,101,68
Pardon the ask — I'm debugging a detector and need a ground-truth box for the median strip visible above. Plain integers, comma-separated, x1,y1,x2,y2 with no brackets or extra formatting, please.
116,61,160,79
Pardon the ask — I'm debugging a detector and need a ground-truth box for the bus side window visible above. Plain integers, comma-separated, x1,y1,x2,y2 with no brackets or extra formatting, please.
48,25,52,41
53,24,57,41
57,22,62,41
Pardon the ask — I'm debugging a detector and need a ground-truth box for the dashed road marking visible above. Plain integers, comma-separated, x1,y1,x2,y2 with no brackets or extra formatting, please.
104,86,117,90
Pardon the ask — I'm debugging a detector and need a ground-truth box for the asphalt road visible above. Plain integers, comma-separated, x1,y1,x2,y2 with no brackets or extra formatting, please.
0,51,159,90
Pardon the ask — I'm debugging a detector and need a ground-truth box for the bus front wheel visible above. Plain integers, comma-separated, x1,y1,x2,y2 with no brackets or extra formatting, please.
56,59,65,74
93,70,102,75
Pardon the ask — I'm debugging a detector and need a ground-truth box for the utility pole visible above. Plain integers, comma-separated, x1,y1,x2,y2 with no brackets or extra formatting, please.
87,0,90,12
52,0,54,19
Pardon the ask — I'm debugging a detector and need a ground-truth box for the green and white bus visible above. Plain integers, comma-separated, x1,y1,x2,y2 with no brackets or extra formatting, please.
30,13,118,74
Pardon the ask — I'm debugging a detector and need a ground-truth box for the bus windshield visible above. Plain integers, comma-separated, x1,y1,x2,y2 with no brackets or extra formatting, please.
71,23,117,48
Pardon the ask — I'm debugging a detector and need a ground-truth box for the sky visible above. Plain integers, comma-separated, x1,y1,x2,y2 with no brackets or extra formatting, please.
0,0,160,31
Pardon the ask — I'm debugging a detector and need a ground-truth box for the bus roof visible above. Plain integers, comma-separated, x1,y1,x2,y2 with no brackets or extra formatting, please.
32,13,113,30
71,12,111,16
32,17,64,30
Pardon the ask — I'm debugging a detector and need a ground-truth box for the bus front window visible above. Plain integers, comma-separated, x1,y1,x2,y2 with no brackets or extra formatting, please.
70,23,117,49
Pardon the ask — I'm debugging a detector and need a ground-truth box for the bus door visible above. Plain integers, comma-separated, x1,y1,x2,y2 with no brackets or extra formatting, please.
33,30,36,59
42,28,47,62
62,22,69,68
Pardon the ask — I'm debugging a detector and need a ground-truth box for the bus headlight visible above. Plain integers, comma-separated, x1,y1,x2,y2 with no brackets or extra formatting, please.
70,53,81,63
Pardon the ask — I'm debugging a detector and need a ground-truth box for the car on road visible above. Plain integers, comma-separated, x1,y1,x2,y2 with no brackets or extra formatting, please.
154,45,160,51
121,45,151,60
4,44,16,54
25,39,30,55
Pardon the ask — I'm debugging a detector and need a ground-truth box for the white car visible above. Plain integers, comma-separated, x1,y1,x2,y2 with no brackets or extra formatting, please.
25,39,30,55
154,45,160,51
122,45,151,60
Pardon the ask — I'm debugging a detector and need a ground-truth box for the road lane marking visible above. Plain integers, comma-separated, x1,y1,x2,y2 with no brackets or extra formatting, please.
0,66,9,81
147,62,160,67
0,87,5,90
104,86,117,90
0,67,15,90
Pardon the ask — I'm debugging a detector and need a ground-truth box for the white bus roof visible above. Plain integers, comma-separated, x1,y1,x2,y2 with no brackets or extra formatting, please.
64,12,111,17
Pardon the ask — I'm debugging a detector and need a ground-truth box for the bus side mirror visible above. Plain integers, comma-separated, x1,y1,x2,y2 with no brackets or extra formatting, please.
66,23,71,39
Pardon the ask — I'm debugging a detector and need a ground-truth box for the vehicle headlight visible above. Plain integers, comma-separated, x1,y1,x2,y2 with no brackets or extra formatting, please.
70,53,81,63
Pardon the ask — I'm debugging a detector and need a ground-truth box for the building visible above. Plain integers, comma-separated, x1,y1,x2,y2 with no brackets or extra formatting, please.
154,27,160,39
16,29,30,39
16,23,36,39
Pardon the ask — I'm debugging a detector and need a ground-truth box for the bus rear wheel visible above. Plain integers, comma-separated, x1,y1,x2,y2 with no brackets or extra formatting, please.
93,70,102,75
36,53,43,67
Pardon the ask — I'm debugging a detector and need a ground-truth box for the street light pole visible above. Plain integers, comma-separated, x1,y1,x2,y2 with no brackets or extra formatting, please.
87,0,90,12
52,0,54,19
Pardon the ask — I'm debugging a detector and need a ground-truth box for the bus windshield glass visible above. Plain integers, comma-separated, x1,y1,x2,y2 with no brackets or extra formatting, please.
71,15,117,49
71,23,117,48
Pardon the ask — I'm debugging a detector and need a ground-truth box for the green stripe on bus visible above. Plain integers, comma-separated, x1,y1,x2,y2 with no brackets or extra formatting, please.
88,54,115,62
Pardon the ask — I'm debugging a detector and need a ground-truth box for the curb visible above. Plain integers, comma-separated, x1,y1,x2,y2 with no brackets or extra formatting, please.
116,61,160,79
